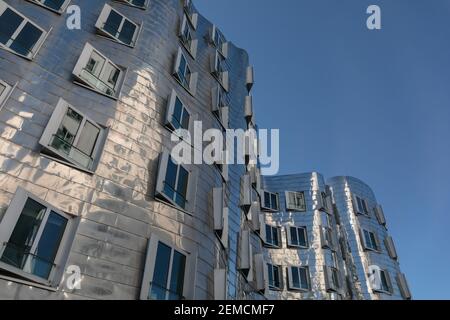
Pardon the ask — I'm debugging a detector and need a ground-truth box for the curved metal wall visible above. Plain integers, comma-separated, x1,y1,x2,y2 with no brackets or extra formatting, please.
328,176,406,300
0,0,251,299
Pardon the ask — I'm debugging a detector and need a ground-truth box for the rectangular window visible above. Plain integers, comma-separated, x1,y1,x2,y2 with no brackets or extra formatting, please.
155,151,195,212
28,0,71,13
179,14,197,58
39,98,105,172
183,0,198,29
0,79,13,109
116,0,148,9
212,26,225,53
265,224,281,248
140,233,197,300
165,89,191,132
173,47,198,95
324,266,340,292
0,2,48,59
96,4,140,47
262,191,279,212
267,263,282,290
289,266,310,291
0,187,78,286
210,51,229,91
321,226,334,250
362,229,379,251
288,226,308,248
285,191,306,211
371,268,392,294
72,43,125,98
353,195,370,216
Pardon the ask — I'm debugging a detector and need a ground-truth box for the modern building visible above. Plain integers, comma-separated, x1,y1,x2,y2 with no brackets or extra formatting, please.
0,0,411,301
261,173,412,300
0,0,260,300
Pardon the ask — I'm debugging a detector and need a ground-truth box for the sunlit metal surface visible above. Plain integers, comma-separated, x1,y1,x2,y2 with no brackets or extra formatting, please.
0,0,253,300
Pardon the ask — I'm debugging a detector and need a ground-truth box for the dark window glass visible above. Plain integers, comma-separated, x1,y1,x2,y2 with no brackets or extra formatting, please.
271,193,278,210
264,192,271,208
172,98,184,130
380,271,390,292
298,228,307,247
33,212,67,279
42,0,66,11
10,22,42,56
181,109,190,131
0,8,23,46
118,19,136,45
175,166,189,208
131,0,146,7
273,266,280,288
163,157,178,201
168,250,186,300
299,268,309,289
149,242,171,300
290,227,298,246
265,225,272,244
103,10,122,37
1,198,46,270
52,108,83,155
292,267,300,288
271,227,279,246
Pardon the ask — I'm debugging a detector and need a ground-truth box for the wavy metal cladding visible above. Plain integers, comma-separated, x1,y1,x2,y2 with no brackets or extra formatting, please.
327,176,408,300
0,0,252,299
262,173,410,300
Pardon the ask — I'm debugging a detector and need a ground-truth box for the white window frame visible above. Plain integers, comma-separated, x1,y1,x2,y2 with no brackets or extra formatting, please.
210,25,228,58
0,187,79,288
371,268,393,294
179,14,198,59
324,266,341,292
140,231,197,300
0,79,15,110
210,50,229,92
384,236,398,260
396,273,412,299
95,4,142,47
214,268,227,300
39,98,106,173
155,150,197,213
361,228,380,252
114,0,149,10
260,220,282,248
267,263,282,291
285,191,306,212
211,85,230,129
165,88,193,134
213,187,228,249
72,42,125,99
173,47,198,96
353,194,370,216
374,204,386,226
287,226,308,249
26,0,71,14
237,230,253,280
321,226,335,251
261,191,279,212
0,1,50,60
183,0,198,29
288,266,310,291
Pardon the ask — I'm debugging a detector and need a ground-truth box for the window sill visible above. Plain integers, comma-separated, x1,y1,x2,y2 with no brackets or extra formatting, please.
155,193,193,217
288,287,310,293
0,274,58,292
113,0,148,10
288,245,309,250
73,81,119,101
26,0,65,14
179,38,196,60
0,262,56,290
172,75,195,97
40,151,95,176
96,32,137,49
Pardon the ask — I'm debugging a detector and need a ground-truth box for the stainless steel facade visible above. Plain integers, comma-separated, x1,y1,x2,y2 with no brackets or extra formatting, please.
262,173,412,300
0,0,255,300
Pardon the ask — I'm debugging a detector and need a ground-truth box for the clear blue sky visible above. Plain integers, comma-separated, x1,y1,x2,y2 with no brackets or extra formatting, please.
195,0,450,300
